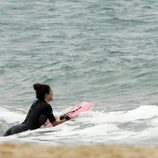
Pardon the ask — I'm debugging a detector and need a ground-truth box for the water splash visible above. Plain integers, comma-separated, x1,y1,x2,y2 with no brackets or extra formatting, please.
0,105,158,146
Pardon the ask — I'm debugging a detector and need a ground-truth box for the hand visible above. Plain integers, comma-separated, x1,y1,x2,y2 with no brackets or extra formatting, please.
60,114,71,120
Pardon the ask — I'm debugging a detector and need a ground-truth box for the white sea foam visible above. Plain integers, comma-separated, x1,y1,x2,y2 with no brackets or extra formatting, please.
0,105,158,146
0,106,25,124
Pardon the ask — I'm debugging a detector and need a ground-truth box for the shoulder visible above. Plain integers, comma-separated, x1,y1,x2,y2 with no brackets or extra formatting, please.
44,103,53,114
40,101,52,110
32,100,49,108
46,103,52,110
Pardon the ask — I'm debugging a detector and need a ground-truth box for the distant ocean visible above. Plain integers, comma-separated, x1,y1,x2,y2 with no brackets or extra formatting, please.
0,0,158,146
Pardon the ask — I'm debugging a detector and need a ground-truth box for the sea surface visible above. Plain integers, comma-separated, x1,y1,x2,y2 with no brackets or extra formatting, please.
0,0,158,146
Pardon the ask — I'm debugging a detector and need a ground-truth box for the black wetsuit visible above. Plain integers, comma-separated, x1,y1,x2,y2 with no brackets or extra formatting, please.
3,100,56,136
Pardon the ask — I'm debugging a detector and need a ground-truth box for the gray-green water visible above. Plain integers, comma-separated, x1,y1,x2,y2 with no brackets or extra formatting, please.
0,0,158,146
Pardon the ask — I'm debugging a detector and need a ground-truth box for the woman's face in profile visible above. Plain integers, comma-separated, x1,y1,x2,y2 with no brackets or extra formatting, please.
49,89,53,101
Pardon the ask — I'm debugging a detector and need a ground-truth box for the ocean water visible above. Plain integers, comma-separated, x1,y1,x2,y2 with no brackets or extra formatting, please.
0,0,158,146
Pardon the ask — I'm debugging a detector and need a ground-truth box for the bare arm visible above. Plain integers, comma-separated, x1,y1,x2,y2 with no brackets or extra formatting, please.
42,113,70,128
51,114,71,126
51,118,67,127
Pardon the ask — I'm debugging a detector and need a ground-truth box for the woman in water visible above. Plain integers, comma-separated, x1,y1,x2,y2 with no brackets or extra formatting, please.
4,83,70,136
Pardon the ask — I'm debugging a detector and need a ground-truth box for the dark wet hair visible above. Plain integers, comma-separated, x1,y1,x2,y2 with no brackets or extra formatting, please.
33,83,51,101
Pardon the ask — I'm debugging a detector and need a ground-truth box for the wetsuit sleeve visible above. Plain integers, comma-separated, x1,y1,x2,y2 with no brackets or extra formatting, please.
45,105,56,122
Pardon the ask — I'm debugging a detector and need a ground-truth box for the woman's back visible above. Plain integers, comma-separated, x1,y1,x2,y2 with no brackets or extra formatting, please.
23,100,53,129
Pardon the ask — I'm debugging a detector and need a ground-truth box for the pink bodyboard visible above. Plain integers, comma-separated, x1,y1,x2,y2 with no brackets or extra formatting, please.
66,102,93,118
42,102,93,128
